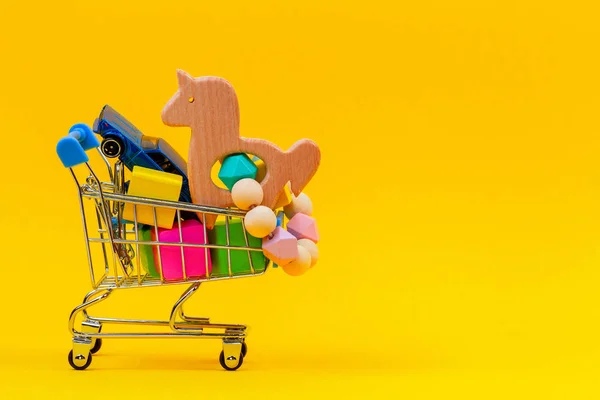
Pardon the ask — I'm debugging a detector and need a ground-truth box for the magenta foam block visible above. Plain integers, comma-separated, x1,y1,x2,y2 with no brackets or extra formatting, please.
151,219,212,280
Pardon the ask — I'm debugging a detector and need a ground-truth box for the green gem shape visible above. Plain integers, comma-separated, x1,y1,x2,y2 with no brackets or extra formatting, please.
208,219,266,276
139,225,160,278
218,153,258,190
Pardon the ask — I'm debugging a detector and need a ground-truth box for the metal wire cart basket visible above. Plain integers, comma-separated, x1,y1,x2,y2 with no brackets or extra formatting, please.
57,125,267,371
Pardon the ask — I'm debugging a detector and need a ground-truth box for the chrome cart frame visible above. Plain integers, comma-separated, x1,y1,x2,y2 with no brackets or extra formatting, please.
64,149,268,371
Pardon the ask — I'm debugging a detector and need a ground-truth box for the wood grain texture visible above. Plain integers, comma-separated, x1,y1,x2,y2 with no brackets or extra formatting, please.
161,70,321,228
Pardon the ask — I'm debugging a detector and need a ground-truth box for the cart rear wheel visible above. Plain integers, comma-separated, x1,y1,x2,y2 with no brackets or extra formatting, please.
219,350,244,371
68,350,92,371
90,338,103,354
241,342,247,357
90,324,103,354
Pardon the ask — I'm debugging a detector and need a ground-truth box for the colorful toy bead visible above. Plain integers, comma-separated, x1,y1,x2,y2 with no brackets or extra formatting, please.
272,211,286,268
218,153,258,190
281,245,311,276
207,218,266,276
286,213,319,243
151,219,212,281
123,166,183,229
283,192,313,219
262,227,298,266
244,206,277,238
297,238,318,267
273,182,293,209
231,178,264,210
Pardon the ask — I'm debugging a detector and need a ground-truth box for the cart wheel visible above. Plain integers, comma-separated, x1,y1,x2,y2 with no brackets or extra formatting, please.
89,324,103,354
219,350,244,371
241,342,247,357
90,338,103,354
68,350,92,371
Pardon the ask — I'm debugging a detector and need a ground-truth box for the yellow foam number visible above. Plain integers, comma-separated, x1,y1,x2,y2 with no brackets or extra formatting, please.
253,157,267,182
123,166,183,229
272,182,293,209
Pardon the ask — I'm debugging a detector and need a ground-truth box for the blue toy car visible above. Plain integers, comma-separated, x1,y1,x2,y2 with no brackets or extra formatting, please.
93,105,191,203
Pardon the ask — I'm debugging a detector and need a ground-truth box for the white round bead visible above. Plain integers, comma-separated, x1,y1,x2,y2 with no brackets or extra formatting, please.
283,192,313,219
297,239,318,267
231,178,263,210
281,245,311,276
244,205,277,238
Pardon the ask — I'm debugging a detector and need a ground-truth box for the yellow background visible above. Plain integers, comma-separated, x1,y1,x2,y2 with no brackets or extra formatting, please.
1,0,600,398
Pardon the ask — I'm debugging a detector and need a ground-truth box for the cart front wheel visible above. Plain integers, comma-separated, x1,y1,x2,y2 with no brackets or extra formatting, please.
68,350,92,370
219,350,244,371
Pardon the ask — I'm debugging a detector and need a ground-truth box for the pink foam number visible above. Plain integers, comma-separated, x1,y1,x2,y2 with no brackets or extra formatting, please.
152,219,212,280
262,227,298,266
286,213,320,243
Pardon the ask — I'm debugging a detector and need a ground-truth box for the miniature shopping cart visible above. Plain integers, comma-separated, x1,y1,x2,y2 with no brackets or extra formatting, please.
57,124,268,371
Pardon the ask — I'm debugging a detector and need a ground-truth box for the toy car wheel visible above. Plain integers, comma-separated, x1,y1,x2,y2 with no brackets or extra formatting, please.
219,350,244,371
68,350,92,370
101,136,123,158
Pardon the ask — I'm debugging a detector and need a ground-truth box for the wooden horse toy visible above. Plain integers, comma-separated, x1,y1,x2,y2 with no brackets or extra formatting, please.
162,70,321,228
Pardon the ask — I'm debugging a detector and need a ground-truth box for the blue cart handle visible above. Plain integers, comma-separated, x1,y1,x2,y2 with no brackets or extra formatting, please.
56,123,100,168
